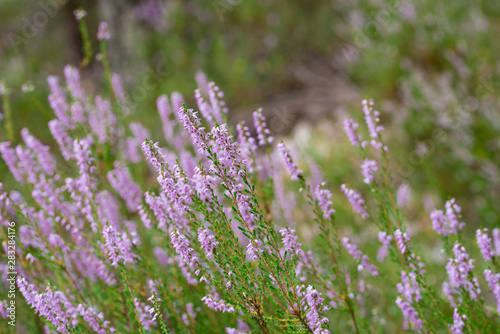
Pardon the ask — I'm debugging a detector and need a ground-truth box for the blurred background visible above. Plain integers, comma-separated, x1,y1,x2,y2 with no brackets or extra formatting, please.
0,0,499,233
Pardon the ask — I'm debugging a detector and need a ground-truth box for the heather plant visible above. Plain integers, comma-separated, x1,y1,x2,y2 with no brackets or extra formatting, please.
2,18,500,334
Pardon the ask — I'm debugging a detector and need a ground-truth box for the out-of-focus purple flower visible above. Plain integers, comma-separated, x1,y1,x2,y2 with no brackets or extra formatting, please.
134,297,157,330
314,182,335,219
279,227,302,256
394,229,410,255
111,73,127,104
102,224,135,267
64,65,84,101
73,9,86,20
157,95,176,144
47,76,71,128
48,119,73,161
430,198,465,236
377,231,393,262
277,142,302,181
360,159,377,184
450,308,466,334
0,142,23,183
202,295,235,313
361,99,386,150
397,182,411,207
198,228,218,260
494,229,500,256
342,237,378,276
97,22,111,40
341,237,362,259
107,162,142,212
484,270,500,315
476,228,494,261
340,184,369,219
236,121,257,171
343,118,360,147
247,239,263,261
21,129,56,176
395,297,422,330
446,243,481,300
253,108,274,146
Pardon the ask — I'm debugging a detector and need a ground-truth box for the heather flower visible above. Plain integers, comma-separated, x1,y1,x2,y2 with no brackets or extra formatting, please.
247,239,263,261
314,182,336,219
18,277,78,333
178,106,209,154
198,228,219,260
394,229,410,255
377,231,393,262
395,297,422,330
450,308,466,334
97,22,111,40
47,75,71,127
494,229,500,256
253,108,274,146
134,297,156,330
430,198,465,236
111,73,127,105
476,228,494,261
279,227,302,256
277,142,302,181
361,99,386,150
0,142,23,183
21,128,56,175
297,285,330,334
342,237,378,276
236,121,257,171
397,182,411,207
484,270,500,314
102,224,135,267
343,118,360,147
446,243,481,300
48,119,73,160
171,231,199,269
201,295,235,313
64,65,84,101
340,184,369,219
126,122,150,163
107,163,142,212
360,159,377,184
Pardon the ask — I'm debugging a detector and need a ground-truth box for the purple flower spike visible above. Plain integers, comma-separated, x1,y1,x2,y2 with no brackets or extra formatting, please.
360,159,377,184
476,228,494,262
340,184,369,219
277,142,302,181
201,295,235,313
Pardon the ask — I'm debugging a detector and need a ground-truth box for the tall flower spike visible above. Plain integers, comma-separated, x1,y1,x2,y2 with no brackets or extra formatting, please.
343,118,361,147
430,198,465,236
201,295,235,313
253,108,274,146
102,224,135,268
476,228,494,261
198,228,219,260
450,308,466,334
361,99,386,150
279,227,302,256
394,229,410,255
277,142,302,181
446,242,481,300
360,159,377,184
314,182,336,219
395,270,423,330
340,184,369,219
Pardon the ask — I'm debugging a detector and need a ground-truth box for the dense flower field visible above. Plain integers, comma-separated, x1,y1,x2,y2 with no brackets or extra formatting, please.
1,5,500,334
